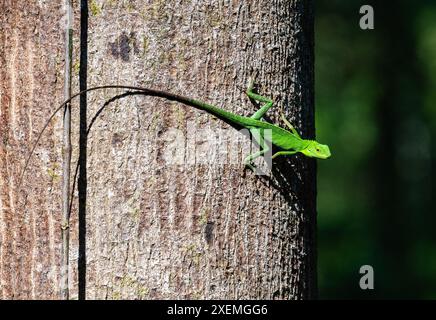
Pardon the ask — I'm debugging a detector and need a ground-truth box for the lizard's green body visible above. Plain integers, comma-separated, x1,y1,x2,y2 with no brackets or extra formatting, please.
19,80,330,185
178,92,331,165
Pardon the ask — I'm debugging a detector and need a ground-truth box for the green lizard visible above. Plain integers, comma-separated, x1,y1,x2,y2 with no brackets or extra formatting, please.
19,79,330,185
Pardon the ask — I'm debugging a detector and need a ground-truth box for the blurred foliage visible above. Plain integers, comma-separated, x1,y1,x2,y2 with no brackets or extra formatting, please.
316,0,436,299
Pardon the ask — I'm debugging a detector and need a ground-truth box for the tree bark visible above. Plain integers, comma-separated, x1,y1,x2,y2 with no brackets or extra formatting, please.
0,1,66,299
0,0,316,299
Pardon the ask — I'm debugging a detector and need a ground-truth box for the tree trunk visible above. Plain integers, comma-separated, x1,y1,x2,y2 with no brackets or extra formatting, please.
0,0,316,299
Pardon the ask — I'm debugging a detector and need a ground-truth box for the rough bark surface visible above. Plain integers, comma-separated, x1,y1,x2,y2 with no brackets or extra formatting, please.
0,0,316,299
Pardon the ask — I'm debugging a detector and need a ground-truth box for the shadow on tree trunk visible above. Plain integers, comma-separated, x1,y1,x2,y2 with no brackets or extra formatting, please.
78,0,88,300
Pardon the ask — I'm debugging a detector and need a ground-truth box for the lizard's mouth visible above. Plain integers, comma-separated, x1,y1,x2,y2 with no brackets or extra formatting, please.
318,153,331,159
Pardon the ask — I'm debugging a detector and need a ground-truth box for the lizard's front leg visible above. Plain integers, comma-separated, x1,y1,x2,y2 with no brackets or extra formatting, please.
279,106,301,138
271,150,298,160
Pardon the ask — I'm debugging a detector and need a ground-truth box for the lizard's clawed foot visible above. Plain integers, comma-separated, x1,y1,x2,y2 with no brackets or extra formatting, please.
248,70,259,90
244,161,257,173
244,160,267,176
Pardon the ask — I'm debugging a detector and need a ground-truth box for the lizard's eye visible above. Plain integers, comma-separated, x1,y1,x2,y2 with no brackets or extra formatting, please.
316,148,320,152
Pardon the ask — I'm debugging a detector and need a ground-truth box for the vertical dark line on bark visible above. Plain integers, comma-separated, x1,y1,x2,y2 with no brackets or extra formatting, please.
78,0,88,300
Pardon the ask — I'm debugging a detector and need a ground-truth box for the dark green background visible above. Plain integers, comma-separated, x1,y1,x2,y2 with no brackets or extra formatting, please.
316,0,436,299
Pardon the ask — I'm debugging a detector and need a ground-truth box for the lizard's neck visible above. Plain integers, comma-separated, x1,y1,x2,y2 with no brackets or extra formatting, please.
300,139,313,150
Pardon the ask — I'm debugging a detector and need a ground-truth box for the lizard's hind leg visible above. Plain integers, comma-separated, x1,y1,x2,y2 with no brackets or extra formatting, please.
246,77,274,120
244,128,270,172
244,148,269,172
279,106,301,138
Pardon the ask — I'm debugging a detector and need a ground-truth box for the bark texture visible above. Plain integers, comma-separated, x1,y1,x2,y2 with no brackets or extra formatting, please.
0,1,66,299
0,0,316,299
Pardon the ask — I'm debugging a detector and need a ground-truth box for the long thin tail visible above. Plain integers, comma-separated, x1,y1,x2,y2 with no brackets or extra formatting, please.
17,85,233,189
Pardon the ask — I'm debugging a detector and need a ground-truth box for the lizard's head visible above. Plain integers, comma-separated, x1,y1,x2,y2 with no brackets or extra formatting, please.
301,140,331,159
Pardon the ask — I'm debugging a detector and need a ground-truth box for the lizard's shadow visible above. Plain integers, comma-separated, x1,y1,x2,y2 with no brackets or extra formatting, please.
247,152,308,205
74,91,305,215
244,94,305,204
74,90,145,299
70,91,145,214
73,90,313,299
